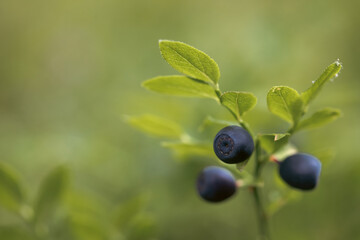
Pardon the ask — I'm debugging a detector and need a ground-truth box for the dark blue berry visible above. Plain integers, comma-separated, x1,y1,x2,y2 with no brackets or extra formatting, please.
213,126,254,164
279,153,321,190
196,166,237,202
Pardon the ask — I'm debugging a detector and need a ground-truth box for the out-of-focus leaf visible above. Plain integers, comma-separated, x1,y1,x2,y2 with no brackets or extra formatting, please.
198,116,237,132
161,142,213,158
272,144,298,161
0,226,35,240
274,170,287,190
301,61,342,105
127,214,157,240
125,114,184,139
267,86,304,124
236,159,250,172
114,194,148,230
258,134,290,154
61,191,109,240
0,162,25,212
34,166,69,223
312,148,336,166
220,91,257,118
142,75,218,100
267,190,302,216
159,40,220,84
70,215,109,240
295,108,341,132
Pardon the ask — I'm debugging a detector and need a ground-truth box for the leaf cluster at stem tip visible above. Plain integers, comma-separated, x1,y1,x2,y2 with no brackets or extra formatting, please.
126,40,343,240
128,40,343,162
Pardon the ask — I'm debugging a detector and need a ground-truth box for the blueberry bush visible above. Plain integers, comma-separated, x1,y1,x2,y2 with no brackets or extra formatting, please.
127,40,343,239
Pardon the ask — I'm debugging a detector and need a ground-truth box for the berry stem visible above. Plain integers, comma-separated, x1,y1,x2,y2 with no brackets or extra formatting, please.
269,155,280,164
252,139,271,240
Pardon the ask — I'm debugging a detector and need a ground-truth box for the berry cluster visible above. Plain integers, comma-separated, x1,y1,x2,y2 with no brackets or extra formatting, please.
197,126,322,202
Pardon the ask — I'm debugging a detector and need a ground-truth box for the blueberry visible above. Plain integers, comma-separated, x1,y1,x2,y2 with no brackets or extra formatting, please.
213,125,254,164
279,153,322,190
196,166,237,202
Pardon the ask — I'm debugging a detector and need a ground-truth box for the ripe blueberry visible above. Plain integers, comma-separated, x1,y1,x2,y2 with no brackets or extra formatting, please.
196,166,237,202
213,125,254,164
279,153,321,190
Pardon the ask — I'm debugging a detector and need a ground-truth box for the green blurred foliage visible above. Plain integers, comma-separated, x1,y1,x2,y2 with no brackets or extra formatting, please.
0,0,359,239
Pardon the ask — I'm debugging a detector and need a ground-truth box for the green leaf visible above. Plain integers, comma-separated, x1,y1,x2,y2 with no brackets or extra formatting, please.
267,86,304,124
159,40,220,84
312,148,336,166
127,214,157,240
198,116,237,132
0,162,25,212
220,91,257,118
34,166,69,223
295,108,341,132
161,142,213,158
142,75,218,100
272,143,298,161
302,61,342,106
125,114,184,139
267,189,302,216
0,226,35,240
69,215,108,240
236,159,250,171
258,134,290,154
114,194,147,230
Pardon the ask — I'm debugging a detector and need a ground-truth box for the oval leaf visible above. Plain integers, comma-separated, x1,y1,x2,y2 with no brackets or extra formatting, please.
0,226,35,240
198,116,237,132
125,114,184,139
142,75,218,100
302,61,342,106
221,91,257,118
295,108,341,132
258,134,290,154
267,86,304,124
161,141,213,159
236,158,250,171
159,40,220,84
0,162,25,212
34,166,69,223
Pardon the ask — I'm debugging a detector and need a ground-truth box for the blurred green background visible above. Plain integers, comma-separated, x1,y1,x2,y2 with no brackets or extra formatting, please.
0,0,359,239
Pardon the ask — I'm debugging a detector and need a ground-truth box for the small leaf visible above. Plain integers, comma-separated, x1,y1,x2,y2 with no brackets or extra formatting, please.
312,148,336,166
0,226,35,240
0,162,25,212
258,134,290,154
295,108,341,132
267,189,302,216
159,40,220,84
198,116,237,132
236,159,250,171
267,86,304,124
114,194,148,230
69,215,108,240
161,142,213,158
34,166,69,223
220,91,257,118
142,75,218,100
125,114,184,139
272,143,298,161
302,61,342,106
127,214,157,240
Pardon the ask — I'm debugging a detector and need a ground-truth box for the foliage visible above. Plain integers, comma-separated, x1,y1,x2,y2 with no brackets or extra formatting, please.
127,40,343,239
0,163,156,240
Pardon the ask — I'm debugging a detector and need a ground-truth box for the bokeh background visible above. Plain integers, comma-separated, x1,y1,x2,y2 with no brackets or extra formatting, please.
1,0,359,239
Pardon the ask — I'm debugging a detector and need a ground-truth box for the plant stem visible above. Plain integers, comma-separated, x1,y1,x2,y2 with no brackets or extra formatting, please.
252,139,270,240
219,95,269,238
